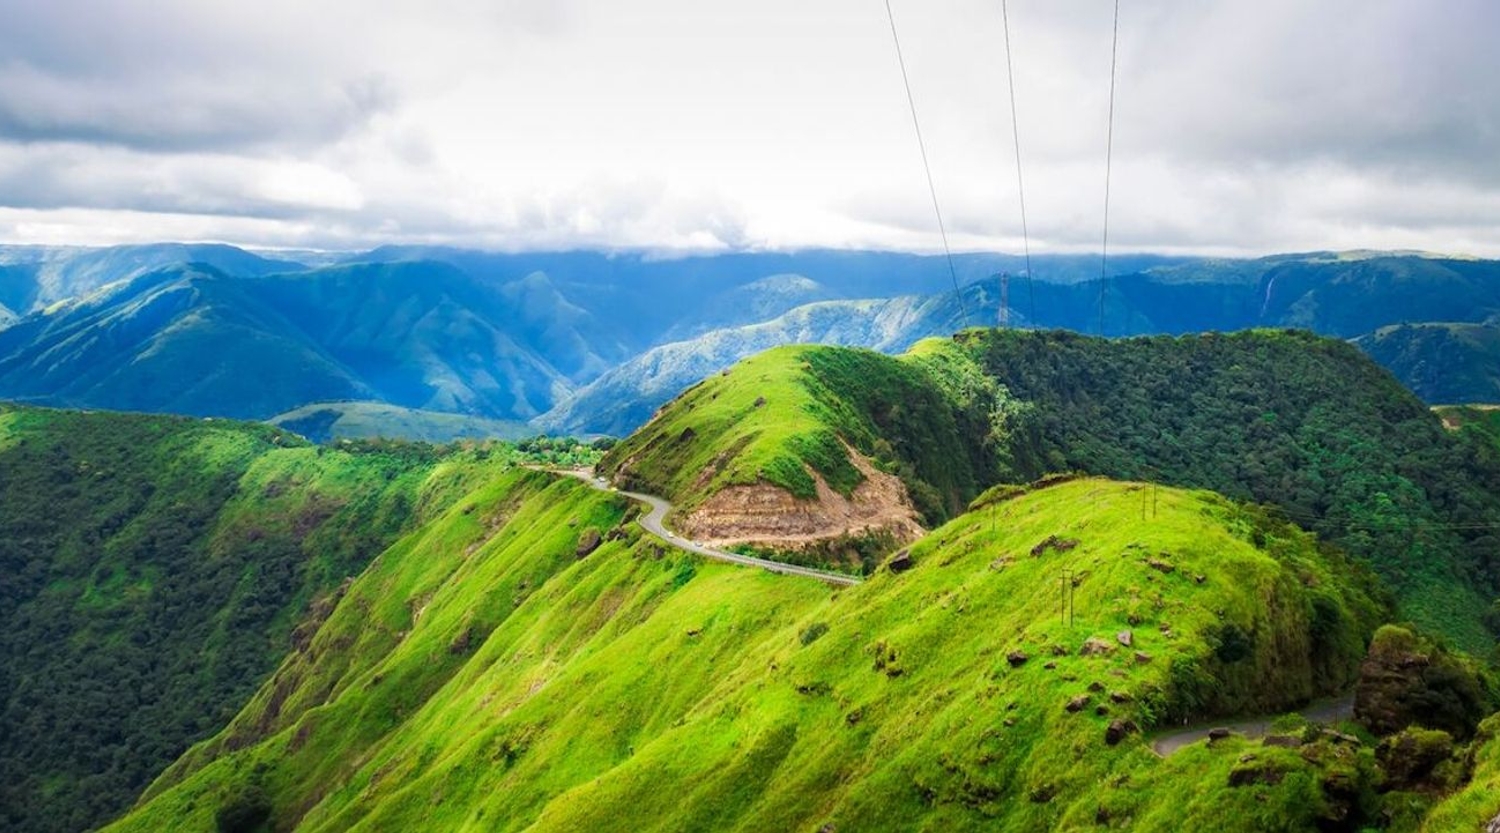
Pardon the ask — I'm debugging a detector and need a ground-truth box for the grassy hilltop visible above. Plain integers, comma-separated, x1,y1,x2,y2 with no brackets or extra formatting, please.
607,329,1500,649
109,474,1390,832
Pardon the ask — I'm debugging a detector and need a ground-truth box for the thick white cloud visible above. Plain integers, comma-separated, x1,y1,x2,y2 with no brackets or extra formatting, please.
0,0,1494,255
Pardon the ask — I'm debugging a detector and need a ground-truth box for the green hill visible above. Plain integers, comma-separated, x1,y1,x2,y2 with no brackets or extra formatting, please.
1356,323,1500,405
107,475,1390,832
605,330,1500,649
601,340,1000,524
0,405,499,833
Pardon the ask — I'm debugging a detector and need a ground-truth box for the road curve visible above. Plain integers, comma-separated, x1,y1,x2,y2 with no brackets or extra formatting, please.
549,468,862,587
1149,694,1355,756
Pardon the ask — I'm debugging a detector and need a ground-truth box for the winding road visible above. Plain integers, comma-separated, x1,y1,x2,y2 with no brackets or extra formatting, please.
1149,694,1355,756
551,468,863,587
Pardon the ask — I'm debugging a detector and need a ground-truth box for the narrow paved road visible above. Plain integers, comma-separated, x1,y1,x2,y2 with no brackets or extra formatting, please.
1150,694,1355,756
551,468,863,587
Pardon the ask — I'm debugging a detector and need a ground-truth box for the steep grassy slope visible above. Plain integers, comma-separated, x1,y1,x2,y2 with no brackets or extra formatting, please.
0,405,497,833
109,476,1386,832
600,341,1000,527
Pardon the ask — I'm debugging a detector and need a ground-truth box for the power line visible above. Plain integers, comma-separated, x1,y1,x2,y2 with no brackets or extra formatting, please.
1000,0,1035,326
1098,0,1120,337
883,0,971,330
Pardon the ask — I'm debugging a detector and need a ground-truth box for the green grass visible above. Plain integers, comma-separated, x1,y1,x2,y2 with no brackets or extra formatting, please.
1419,713,1500,830
599,340,1001,524
108,476,1389,832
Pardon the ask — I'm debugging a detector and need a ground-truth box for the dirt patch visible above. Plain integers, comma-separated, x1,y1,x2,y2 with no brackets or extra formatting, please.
679,442,925,550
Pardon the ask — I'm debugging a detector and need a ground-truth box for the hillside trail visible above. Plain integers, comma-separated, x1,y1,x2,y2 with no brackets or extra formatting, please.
541,467,862,587
1149,694,1355,756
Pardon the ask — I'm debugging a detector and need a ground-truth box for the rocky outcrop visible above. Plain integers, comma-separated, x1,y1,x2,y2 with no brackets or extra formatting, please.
679,442,925,550
575,528,602,558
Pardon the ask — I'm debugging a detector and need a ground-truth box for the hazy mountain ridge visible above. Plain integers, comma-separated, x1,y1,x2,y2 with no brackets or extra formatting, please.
2,245,1500,437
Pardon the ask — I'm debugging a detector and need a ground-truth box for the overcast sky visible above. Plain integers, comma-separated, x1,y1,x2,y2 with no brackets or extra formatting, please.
0,0,1496,256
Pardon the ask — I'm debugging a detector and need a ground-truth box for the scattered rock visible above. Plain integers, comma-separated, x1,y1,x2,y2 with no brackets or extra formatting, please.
1228,761,1286,787
1094,705,1110,716
575,528,602,558
1104,719,1137,745
686,628,702,638
1066,695,1091,713
1006,650,1029,668
448,627,474,655
1028,783,1057,803
1134,651,1153,664
753,396,767,408
1486,812,1500,833
989,556,1013,571
1109,691,1132,704
1208,727,1232,742
1087,681,1105,693
1322,729,1361,746
1043,661,1057,670
1050,644,1070,657
677,426,697,443
886,549,913,573
1194,574,1207,584
1116,630,1134,647
1146,558,1174,574
1080,637,1115,656
1003,717,1017,727
1031,535,1080,557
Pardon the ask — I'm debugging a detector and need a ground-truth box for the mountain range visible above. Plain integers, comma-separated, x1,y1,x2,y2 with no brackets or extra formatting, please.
10,326,1496,832
1,245,1500,439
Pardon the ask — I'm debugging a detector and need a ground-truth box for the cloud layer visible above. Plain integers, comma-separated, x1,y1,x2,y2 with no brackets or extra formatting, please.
0,0,1495,255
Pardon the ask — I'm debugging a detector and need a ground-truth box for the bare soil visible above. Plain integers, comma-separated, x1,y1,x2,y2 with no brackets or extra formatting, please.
679,442,925,550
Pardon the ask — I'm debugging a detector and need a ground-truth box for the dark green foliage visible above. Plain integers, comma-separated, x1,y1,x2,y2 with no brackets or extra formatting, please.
1355,323,1500,405
1354,625,1497,740
0,405,452,833
798,622,829,646
511,435,605,468
964,328,1500,647
215,783,273,833
798,347,1000,523
1212,623,1255,664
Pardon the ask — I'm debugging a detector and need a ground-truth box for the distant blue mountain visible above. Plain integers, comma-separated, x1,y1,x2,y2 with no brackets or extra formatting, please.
0,244,1497,435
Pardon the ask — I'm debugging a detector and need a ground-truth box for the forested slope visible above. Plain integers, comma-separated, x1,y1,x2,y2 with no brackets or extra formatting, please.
0,406,497,833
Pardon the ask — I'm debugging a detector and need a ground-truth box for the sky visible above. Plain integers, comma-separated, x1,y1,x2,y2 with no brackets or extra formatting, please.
0,0,1496,256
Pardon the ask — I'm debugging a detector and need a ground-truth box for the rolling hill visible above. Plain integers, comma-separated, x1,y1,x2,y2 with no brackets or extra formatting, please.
604,330,1500,649
107,473,1393,832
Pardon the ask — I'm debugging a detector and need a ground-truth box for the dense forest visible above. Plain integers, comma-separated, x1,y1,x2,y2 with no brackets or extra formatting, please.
0,407,502,833
964,328,1500,648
